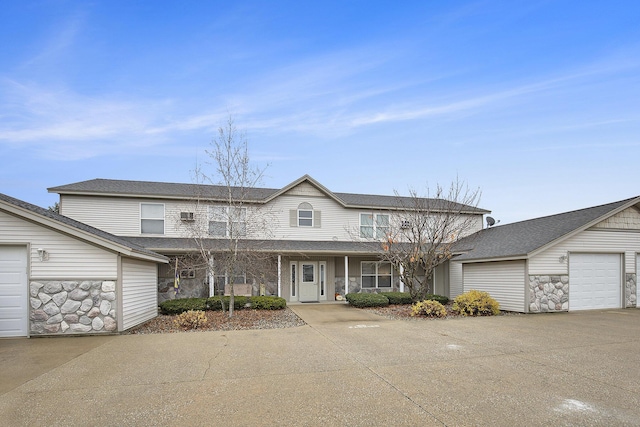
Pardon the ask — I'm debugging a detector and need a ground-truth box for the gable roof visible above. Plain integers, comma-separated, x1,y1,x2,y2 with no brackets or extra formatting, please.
455,196,640,262
49,175,489,214
0,193,168,263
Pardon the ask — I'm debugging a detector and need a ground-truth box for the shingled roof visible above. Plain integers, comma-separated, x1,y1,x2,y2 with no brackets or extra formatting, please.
455,196,640,262
49,175,489,214
0,192,167,262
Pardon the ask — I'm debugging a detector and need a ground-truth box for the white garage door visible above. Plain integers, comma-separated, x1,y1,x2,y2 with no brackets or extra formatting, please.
637,254,640,309
0,246,28,337
569,253,621,311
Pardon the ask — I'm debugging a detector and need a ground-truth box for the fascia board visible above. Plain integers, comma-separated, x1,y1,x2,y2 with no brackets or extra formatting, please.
456,254,528,264
262,174,348,207
528,196,640,259
52,190,266,204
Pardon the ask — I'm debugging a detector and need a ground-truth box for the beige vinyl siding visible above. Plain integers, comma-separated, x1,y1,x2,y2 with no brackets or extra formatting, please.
267,195,356,241
62,195,213,238
61,191,485,242
0,210,117,279
283,182,326,197
592,207,640,230
449,261,463,298
530,230,640,275
61,195,141,235
121,257,158,330
463,260,526,312
433,263,448,296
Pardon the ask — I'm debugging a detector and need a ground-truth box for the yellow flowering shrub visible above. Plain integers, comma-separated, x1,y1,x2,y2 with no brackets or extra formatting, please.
411,299,447,318
452,290,500,316
174,310,208,330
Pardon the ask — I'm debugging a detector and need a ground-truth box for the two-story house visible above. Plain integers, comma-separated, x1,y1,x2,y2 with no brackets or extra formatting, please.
48,175,489,304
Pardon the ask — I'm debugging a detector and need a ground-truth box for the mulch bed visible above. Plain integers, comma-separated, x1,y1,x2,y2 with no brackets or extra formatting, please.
127,304,520,334
126,307,306,334
364,303,522,320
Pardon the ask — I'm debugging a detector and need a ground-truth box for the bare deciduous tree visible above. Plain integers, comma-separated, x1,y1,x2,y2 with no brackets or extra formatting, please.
177,116,272,317
357,178,482,302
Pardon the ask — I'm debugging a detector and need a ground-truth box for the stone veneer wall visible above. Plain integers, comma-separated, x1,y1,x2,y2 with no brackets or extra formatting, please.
626,273,637,308
529,275,569,313
335,277,402,296
29,280,117,335
158,278,207,302
530,273,637,312
158,278,278,302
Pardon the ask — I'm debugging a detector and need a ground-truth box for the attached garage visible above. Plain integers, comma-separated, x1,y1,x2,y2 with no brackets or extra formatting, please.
455,196,640,313
463,260,526,312
0,193,167,337
569,253,622,310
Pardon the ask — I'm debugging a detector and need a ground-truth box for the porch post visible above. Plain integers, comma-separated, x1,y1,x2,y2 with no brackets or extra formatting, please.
399,264,405,293
208,255,215,297
344,255,349,297
277,255,282,297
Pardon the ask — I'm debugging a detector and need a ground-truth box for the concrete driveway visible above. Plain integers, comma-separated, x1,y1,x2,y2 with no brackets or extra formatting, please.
1,305,640,426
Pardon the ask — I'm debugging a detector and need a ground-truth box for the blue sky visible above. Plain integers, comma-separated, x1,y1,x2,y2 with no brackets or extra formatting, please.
1,0,639,224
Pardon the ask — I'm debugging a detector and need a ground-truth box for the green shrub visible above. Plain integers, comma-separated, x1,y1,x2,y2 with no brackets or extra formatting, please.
345,293,389,308
174,310,208,330
159,298,207,315
424,294,449,305
452,290,500,316
250,296,286,310
379,292,412,305
206,296,248,311
411,299,447,318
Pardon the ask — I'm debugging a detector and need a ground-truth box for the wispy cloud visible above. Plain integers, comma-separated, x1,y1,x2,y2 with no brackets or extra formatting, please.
2,32,639,160
19,11,86,70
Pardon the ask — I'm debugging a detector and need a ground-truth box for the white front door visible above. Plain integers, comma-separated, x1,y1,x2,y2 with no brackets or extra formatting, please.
299,262,318,302
0,246,28,337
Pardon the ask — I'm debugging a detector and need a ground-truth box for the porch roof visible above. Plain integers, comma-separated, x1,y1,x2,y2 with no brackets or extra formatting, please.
122,236,385,256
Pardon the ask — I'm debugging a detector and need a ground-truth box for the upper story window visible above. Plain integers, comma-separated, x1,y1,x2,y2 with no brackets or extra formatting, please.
208,206,247,237
140,203,165,234
290,203,321,228
360,213,389,239
298,202,313,227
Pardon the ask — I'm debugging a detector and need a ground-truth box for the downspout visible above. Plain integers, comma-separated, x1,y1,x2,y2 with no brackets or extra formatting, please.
399,264,405,293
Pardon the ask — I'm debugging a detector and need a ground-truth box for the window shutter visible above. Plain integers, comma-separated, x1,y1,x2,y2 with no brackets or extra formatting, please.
290,209,297,227
314,210,321,228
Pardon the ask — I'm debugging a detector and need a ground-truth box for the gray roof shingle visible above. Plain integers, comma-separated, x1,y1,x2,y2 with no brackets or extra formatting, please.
0,192,167,261
49,176,489,213
455,196,640,261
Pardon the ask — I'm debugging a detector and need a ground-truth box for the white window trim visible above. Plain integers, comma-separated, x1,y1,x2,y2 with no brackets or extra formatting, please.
140,203,165,235
297,209,314,227
361,261,393,289
360,213,390,239
208,205,247,237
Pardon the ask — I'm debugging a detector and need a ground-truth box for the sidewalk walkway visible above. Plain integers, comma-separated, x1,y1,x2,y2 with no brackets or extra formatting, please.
289,302,388,326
